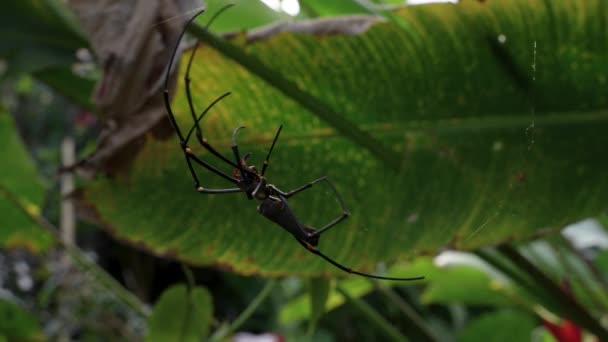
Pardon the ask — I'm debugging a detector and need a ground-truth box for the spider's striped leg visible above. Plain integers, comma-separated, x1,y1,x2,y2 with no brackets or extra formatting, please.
163,7,240,194
178,5,244,172
164,87,240,191
307,177,349,237
185,158,241,194
271,177,348,237
231,125,246,171
183,95,258,184
274,177,349,237
183,91,240,170
261,125,283,176
182,147,241,194
272,176,326,199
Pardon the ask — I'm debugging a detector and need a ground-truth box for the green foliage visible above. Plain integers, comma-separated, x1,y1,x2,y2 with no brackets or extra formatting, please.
457,309,536,342
2,1,608,340
0,0,94,109
0,0,87,73
0,110,53,252
281,257,519,324
421,266,514,307
595,250,608,280
146,284,213,342
0,0,608,341
299,0,371,16
33,67,95,111
280,260,426,323
86,0,608,278
0,298,43,341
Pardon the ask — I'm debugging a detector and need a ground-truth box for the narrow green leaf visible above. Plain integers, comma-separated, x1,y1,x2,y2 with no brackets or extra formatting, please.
33,68,95,111
0,110,53,252
497,245,608,340
595,250,608,279
308,278,331,334
146,285,213,342
337,285,407,342
209,279,278,342
281,259,431,323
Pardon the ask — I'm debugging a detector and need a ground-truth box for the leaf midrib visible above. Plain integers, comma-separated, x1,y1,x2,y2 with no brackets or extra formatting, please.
195,109,608,147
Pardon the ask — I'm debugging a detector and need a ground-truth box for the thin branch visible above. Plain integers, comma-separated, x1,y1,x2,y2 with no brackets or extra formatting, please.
547,240,608,312
474,248,555,306
336,284,407,342
181,264,196,291
375,281,439,342
209,279,278,342
557,234,608,295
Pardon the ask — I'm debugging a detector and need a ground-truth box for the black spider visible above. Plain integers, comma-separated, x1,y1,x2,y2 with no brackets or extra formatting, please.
162,7,424,281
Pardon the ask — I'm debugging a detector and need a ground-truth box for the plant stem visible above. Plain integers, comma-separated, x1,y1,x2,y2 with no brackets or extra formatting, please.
336,284,408,342
0,185,150,318
474,248,556,308
209,279,278,342
497,244,608,340
547,241,608,312
558,234,608,295
181,264,196,291
375,282,439,342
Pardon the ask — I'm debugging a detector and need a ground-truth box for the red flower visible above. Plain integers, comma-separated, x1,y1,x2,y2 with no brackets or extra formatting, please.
542,318,582,342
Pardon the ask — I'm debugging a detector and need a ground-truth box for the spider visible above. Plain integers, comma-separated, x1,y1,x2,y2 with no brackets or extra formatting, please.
161,7,424,281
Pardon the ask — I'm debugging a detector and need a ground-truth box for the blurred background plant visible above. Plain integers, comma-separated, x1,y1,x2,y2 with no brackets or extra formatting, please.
1,0,607,341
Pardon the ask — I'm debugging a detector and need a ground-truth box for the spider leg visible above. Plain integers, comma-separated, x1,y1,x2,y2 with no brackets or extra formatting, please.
163,8,206,143
184,97,257,181
261,125,283,176
231,126,247,176
163,6,241,193
272,176,327,199
184,150,239,185
179,5,245,172
184,155,241,194
183,92,241,169
272,177,348,237
297,239,424,281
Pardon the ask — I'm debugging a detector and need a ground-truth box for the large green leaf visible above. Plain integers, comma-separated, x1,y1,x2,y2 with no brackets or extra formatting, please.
0,111,53,252
87,0,608,277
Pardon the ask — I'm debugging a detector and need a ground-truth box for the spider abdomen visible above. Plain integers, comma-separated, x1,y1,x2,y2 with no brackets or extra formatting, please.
257,196,318,245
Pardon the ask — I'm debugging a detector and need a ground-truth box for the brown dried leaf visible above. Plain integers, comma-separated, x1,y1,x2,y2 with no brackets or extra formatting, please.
67,0,200,175
242,15,384,43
